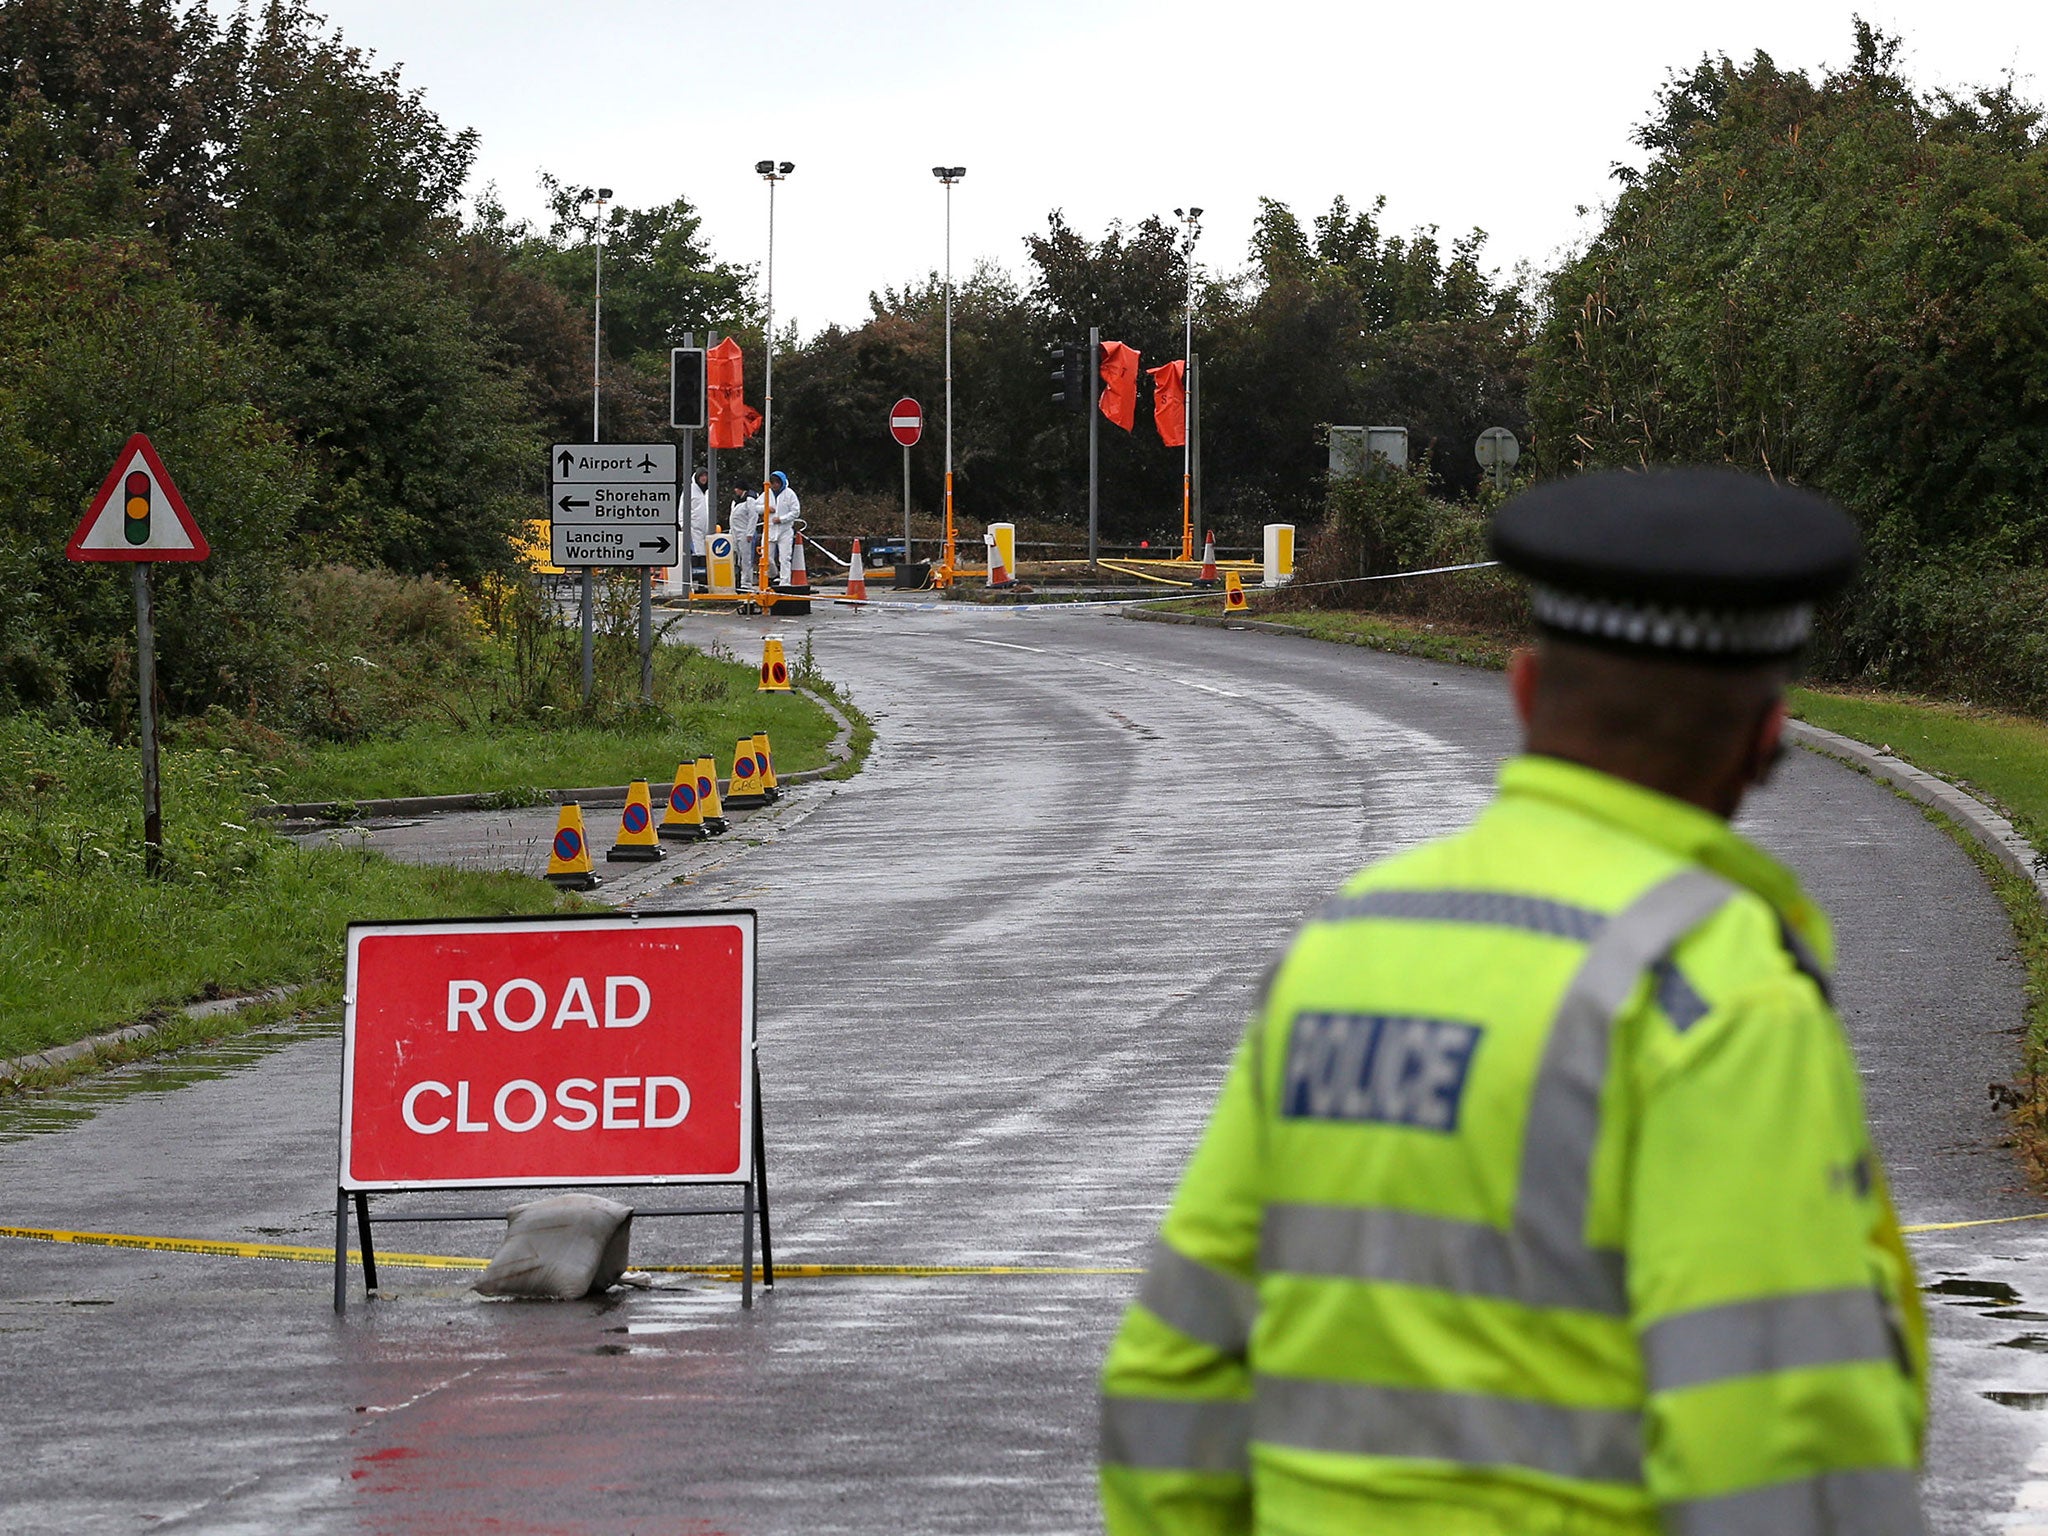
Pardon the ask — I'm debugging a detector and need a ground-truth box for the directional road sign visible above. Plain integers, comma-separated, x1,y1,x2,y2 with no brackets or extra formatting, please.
889,398,923,448
552,444,676,483
67,434,209,562
552,525,678,567
550,483,679,524
549,443,678,567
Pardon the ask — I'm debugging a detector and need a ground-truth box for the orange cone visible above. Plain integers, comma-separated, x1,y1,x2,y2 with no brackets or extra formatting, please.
696,755,728,834
986,532,1015,590
544,803,602,890
771,532,813,616
1224,570,1249,614
1193,531,1219,588
841,538,869,603
659,762,707,841
725,738,769,809
607,779,666,862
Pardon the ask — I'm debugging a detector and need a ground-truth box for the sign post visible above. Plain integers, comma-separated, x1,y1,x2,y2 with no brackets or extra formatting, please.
550,444,679,705
66,434,209,876
890,398,922,570
336,909,771,1311
672,333,706,608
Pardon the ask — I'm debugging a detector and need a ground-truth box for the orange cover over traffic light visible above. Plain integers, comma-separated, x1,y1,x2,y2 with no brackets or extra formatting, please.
1098,341,1141,432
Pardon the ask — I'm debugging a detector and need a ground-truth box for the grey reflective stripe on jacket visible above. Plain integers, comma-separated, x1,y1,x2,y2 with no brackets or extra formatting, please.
1642,1288,1898,1393
1255,1375,1642,1485
1136,1241,1257,1356
1665,1467,1927,1536
1099,1394,1249,1476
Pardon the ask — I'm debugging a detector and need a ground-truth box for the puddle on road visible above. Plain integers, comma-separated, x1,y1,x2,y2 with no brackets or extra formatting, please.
0,1014,338,1145
1983,1390,2048,1410
1926,1275,2023,1305
1995,1336,2048,1352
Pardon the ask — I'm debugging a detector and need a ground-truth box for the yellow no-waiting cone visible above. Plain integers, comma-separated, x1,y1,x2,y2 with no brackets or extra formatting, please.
725,738,769,809
545,803,601,890
758,634,791,693
1223,571,1249,614
606,779,666,863
659,763,707,841
696,755,728,834
754,731,780,803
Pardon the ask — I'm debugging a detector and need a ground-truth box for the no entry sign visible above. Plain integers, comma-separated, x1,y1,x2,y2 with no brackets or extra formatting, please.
341,911,756,1190
889,398,922,447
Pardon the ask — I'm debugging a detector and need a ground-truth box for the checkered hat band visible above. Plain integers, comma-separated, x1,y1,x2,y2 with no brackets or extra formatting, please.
1530,586,1813,656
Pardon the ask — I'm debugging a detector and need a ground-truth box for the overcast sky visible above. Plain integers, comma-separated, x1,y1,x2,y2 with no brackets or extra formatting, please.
296,0,2039,335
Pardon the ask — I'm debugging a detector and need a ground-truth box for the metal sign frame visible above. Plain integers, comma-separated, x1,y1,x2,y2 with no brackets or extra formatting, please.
333,908,773,1312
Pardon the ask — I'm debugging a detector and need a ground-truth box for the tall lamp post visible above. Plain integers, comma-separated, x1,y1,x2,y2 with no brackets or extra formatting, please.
580,185,612,703
1173,205,1203,562
754,160,793,599
931,166,965,585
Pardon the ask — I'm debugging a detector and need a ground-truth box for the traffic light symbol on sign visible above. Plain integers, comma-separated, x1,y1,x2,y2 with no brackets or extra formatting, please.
124,471,150,546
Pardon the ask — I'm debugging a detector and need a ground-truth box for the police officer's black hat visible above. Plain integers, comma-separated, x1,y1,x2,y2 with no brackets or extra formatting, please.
1489,467,1859,660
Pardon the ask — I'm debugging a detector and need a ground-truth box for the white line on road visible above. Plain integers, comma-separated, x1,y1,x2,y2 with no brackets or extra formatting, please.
961,638,1047,654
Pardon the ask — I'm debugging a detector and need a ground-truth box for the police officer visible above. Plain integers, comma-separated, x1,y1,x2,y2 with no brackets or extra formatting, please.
1100,467,1927,1535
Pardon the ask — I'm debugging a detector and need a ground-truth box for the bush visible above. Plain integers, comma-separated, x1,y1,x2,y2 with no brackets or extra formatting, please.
1270,466,1527,634
1813,561,2048,714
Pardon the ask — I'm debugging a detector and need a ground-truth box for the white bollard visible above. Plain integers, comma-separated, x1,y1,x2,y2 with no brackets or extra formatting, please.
1263,523,1296,587
987,522,1016,578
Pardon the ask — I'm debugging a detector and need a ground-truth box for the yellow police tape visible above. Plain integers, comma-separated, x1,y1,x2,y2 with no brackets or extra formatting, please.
0,1224,1139,1279
9,1214,2043,1275
1898,1211,2048,1234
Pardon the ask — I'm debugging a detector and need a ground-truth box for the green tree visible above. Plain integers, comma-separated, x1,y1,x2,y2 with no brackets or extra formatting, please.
1530,22,2048,562
0,237,308,717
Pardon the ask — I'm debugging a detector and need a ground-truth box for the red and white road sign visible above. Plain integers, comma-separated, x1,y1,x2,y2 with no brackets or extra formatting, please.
889,397,923,448
340,911,755,1190
66,433,209,562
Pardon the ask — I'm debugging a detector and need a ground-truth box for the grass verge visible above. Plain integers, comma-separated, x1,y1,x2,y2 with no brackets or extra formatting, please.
256,645,839,804
1166,602,1516,670
0,716,578,1069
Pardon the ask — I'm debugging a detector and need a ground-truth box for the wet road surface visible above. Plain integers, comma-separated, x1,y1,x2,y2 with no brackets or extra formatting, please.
1,601,2043,1533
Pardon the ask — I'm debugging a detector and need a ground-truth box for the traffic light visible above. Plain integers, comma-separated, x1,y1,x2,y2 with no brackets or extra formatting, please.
1049,343,1085,413
670,347,706,430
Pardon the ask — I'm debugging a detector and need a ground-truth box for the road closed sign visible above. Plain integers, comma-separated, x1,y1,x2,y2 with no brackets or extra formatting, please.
340,911,755,1190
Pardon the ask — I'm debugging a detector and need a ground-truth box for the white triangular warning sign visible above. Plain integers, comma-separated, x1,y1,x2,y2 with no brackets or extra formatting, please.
66,433,209,563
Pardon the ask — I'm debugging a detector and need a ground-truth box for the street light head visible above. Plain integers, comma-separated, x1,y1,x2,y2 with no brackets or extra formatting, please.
755,160,775,175
1190,206,1204,220
932,166,948,178
597,187,613,200
778,160,795,174
1174,207,1184,218
949,166,966,179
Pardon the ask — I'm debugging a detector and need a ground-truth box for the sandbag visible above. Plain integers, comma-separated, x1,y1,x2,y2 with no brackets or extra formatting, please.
473,1193,634,1299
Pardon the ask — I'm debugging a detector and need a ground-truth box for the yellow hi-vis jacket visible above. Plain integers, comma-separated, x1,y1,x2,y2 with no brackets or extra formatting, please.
1101,754,1928,1536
